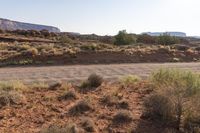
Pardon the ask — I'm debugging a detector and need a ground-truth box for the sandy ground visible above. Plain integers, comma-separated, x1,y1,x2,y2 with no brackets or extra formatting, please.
0,62,200,83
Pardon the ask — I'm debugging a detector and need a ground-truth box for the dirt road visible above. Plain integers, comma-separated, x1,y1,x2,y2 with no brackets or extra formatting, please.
0,63,200,83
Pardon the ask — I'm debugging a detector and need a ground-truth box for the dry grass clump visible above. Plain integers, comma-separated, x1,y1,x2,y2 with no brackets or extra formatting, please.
0,90,26,108
81,118,96,132
112,110,133,124
80,73,103,91
145,69,200,131
30,82,49,90
0,81,27,91
101,95,119,106
58,90,77,101
0,81,27,108
68,100,93,116
120,75,141,85
40,124,80,133
49,82,62,91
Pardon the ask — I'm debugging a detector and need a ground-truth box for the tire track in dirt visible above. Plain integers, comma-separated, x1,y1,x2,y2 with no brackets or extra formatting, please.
0,62,200,83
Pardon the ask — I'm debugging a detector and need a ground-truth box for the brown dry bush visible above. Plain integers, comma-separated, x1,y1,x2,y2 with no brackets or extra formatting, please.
40,124,80,133
101,95,119,106
0,90,26,108
145,69,200,131
58,90,77,101
81,118,96,132
112,110,133,124
80,73,103,91
68,100,93,116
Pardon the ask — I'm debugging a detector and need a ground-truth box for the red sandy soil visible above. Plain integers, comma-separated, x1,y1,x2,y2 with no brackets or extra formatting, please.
0,81,175,133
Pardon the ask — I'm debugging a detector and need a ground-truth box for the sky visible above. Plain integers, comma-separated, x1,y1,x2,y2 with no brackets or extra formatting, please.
0,0,200,36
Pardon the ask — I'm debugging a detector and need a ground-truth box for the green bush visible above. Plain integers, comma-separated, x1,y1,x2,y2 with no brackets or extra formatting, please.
114,30,136,45
157,33,180,45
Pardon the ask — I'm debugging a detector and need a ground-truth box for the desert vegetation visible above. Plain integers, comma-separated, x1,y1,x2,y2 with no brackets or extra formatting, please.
0,70,199,132
0,29,200,66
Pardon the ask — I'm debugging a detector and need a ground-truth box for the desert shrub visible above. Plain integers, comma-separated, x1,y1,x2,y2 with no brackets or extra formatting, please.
137,34,156,44
114,30,136,45
101,95,119,106
81,118,96,132
118,100,129,109
144,94,175,121
0,90,26,108
36,44,54,52
112,110,133,124
24,48,38,56
175,44,190,51
58,90,76,101
59,35,73,44
0,81,27,91
68,100,93,116
40,124,79,133
145,69,200,131
157,34,180,45
120,75,141,85
30,82,49,90
80,73,103,91
18,44,31,51
87,73,103,87
80,43,100,51
49,82,62,91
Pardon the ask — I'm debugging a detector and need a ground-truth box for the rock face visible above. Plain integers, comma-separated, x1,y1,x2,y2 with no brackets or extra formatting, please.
143,32,187,37
0,18,60,32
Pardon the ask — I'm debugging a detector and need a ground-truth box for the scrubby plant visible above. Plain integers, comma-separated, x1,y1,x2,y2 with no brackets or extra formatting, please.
49,82,62,91
81,118,96,132
114,30,136,45
137,34,156,44
80,43,100,51
18,44,31,51
58,90,76,101
0,81,27,91
59,35,73,44
145,69,200,131
101,94,119,106
0,90,26,108
118,100,129,109
40,124,79,133
22,47,38,56
112,110,133,124
68,100,93,116
120,75,141,85
80,73,103,91
30,82,49,90
157,34,180,45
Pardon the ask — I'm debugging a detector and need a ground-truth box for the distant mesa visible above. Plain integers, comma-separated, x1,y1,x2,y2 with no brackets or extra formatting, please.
142,32,187,37
0,18,60,33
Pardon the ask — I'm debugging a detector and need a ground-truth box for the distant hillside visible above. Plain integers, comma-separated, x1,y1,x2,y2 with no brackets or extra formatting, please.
0,18,60,32
143,32,187,37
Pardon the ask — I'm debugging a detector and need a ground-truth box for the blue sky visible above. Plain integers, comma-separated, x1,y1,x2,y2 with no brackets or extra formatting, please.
0,0,200,36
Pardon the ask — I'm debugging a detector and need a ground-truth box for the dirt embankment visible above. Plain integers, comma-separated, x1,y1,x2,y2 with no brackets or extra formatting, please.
1,49,200,67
